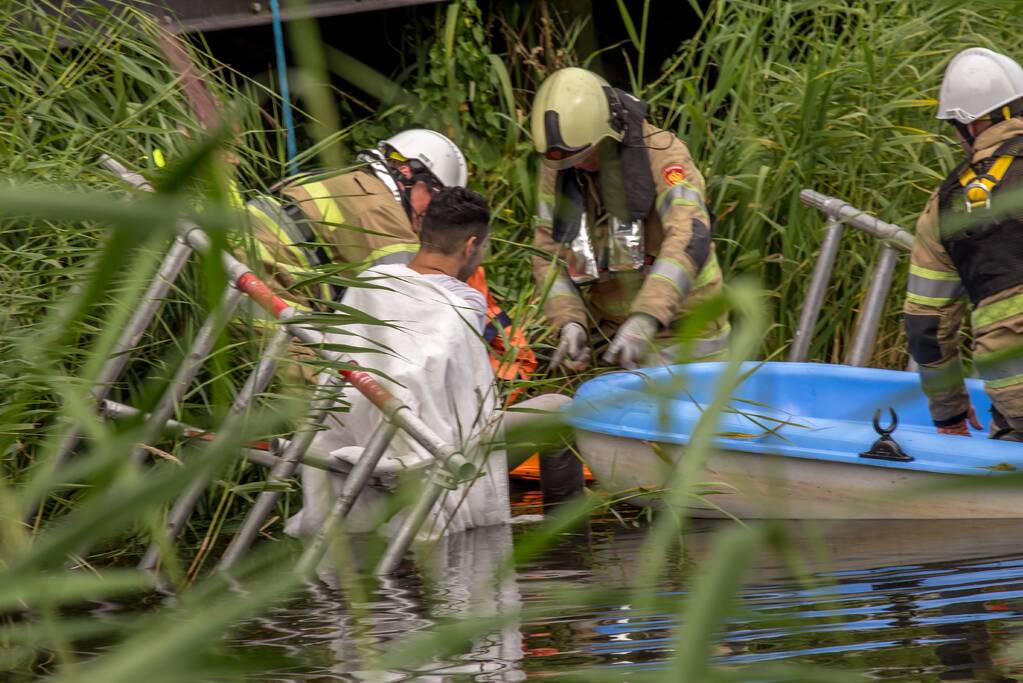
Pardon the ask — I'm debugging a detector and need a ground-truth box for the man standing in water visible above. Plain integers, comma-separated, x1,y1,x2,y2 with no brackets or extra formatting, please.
904,47,1023,440
529,67,729,371
287,188,582,538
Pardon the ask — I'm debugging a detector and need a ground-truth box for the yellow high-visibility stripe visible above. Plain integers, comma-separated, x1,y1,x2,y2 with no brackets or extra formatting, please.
987,371,1023,390
300,180,345,228
245,202,331,302
363,242,419,271
694,252,720,289
909,263,960,281
649,257,692,296
246,204,315,272
972,291,1023,329
907,292,962,307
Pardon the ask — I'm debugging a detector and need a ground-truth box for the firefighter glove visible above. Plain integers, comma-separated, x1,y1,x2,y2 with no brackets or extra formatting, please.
603,314,659,370
550,322,590,373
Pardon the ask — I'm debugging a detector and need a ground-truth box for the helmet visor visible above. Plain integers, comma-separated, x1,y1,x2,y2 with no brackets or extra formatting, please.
540,144,595,170
382,144,445,190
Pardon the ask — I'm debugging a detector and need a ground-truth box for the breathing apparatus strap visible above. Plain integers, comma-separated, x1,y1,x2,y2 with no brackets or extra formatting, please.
958,154,1014,211
956,134,1023,211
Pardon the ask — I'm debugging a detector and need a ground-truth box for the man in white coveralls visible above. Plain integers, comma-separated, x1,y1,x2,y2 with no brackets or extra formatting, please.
286,187,582,539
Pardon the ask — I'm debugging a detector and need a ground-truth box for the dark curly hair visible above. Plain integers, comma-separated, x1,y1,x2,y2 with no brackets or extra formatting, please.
419,186,490,255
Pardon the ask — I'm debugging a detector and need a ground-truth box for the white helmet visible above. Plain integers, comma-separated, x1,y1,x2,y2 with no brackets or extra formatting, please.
937,47,1023,124
379,129,468,188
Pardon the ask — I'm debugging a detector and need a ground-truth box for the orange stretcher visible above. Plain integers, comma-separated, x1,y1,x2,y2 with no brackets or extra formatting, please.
509,454,593,481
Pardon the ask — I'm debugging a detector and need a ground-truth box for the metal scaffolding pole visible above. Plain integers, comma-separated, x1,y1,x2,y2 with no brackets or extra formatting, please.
100,398,347,476
799,189,914,252
798,188,918,368
788,216,844,362
217,373,342,571
128,286,245,467
27,236,195,523
297,419,400,576
845,243,900,367
137,325,293,571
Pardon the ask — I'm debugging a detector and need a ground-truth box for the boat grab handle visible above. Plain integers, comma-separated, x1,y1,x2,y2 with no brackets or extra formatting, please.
859,407,913,462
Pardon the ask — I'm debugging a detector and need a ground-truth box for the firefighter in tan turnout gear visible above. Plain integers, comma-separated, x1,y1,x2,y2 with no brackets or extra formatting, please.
244,129,466,309
242,129,536,383
530,67,728,371
905,47,1023,440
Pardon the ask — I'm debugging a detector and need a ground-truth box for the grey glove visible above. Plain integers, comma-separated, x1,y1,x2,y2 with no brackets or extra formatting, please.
549,322,590,373
602,314,660,370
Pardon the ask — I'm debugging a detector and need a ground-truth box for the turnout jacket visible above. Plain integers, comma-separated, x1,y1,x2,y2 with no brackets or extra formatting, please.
904,118,1023,426
243,167,419,310
532,122,724,336
241,166,537,382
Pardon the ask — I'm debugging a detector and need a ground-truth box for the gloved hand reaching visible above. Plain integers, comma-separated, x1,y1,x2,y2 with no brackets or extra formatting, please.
549,322,590,373
602,314,660,370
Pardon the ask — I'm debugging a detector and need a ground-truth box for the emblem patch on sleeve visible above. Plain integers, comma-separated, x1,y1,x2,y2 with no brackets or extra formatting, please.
662,164,686,186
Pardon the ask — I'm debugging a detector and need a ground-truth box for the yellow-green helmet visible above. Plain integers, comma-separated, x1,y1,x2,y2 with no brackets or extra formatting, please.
531,67,624,170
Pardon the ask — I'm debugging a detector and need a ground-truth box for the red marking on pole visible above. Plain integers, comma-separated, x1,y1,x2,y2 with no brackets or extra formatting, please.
184,429,271,452
342,368,395,410
236,272,290,318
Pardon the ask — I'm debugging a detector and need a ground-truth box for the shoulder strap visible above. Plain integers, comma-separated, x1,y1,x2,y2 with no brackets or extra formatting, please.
957,149,1018,211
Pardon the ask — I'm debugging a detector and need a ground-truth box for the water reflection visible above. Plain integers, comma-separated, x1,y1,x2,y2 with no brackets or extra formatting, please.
230,511,1023,681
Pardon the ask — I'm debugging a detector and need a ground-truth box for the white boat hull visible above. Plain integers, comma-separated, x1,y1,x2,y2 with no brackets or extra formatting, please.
577,430,1023,519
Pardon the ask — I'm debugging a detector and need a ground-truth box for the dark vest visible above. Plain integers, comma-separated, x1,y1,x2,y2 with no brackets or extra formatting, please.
551,89,657,243
937,135,1023,305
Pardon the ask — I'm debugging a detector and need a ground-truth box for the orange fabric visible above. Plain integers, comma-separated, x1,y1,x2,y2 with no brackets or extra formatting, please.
509,453,594,481
466,267,538,384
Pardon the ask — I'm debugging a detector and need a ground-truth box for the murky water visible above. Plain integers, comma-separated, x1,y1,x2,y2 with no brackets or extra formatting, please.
229,487,1023,681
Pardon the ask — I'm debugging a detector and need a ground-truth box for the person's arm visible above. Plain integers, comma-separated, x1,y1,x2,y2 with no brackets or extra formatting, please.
241,197,321,311
531,165,588,330
903,193,977,435
629,134,713,327
531,166,591,373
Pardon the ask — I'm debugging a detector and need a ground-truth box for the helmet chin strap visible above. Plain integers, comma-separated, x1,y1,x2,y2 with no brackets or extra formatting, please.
954,98,1023,146
356,147,422,222
953,120,976,146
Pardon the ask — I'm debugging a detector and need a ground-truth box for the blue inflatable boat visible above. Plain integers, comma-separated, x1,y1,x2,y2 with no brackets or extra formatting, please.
568,362,1023,518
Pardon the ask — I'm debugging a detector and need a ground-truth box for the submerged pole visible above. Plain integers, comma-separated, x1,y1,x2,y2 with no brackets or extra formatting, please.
788,216,844,362
375,474,448,576
297,419,400,576
846,243,900,367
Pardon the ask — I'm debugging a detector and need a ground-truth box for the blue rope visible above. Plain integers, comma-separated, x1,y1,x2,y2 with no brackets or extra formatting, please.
270,0,298,176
